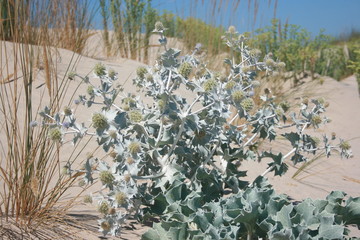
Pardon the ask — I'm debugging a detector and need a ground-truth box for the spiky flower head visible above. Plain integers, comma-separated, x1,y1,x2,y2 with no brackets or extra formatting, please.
115,192,127,205
232,90,245,103
178,62,192,79
109,151,117,159
276,62,286,69
252,80,260,88
108,69,116,79
78,179,86,187
49,127,62,142
340,140,351,151
145,73,154,82
137,67,148,79
94,63,106,77
249,49,261,58
240,98,255,112
99,171,114,185
63,106,72,116
265,58,276,67
311,136,321,147
225,81,236,90
98,201,110,215
128,110,143,123
279,101,290,112
92,113,108,129
109,208,116,215
100,221,111,231
154,21,165,32
275,107,284,117
228,25,236,34
203,78,217,92
87,85,94,95
128,142,141,154
158,99,166,111
311,115,322,125
83,195,93,204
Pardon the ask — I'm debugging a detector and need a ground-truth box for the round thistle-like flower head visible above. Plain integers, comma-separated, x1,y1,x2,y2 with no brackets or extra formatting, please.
203,78,217,92
252,80,260,88
99,171,114,185
145,73,154,82
115,192,127,205
128,142,141,154
275,107,284,117
225,81,236,90
128,110,143,123
78,179,86,187
49,127,62,142
108,69,116,79
137,67,148,79
124,174,131,183
87,85,95,95
265,58,276,67
178,62,192,79
109,151,117,159
83,194,93,204
240,98,255,112
279,101,290,112
249,49,262,58
228,25,236,34
126,157,135,165
232,90,245,103
311,136,321,147
92,113,108,129
158,99,166,111
340,140,351,150
100,221,111,231
109,208,116,215
98,201,110,215
154,21,165,32
311,115,322,125
94,63,106,77
63,106,72,116
276,62,286,69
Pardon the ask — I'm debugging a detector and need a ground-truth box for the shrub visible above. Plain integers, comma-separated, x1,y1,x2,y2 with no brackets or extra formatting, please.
38,23,358,238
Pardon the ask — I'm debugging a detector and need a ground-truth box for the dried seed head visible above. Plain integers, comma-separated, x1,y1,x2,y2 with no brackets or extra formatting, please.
126,157,135,165
100,221,111,231
219,75,227,83
203,78,217,92
83,195,93,204
115,192,127,205
240,98,255,112
109,208,116,215
63,106,72,116
232,90,245,103
331,132,336,140
178,62,192,79
124,174,131,183
94,63,106,77
128,110,143,123
98,201,110,215
137,67,148,79
302,98,309,105
128,142,141,154
49,128,62,142
99,171,114,185
92,113,108,129
109,151,117,159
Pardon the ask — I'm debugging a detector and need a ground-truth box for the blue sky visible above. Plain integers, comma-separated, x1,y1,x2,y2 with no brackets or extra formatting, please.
92,0,360,37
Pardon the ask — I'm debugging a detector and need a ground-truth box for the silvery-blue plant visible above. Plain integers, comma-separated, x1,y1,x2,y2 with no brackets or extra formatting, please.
36,23,357,238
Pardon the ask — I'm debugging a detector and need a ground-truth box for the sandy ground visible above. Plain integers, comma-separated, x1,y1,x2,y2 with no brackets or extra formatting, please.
1,38,360,239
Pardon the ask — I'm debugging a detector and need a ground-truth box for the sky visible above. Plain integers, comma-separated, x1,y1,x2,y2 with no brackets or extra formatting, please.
91,0,360,38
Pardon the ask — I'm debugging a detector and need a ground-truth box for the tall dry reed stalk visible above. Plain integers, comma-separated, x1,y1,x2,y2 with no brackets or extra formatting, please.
0,0,94,230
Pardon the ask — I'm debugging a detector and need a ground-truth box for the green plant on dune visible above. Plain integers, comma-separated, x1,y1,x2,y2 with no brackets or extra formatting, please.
38,23,358,238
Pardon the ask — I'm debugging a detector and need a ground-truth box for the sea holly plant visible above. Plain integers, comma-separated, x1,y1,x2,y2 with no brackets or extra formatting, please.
35,23,358,238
